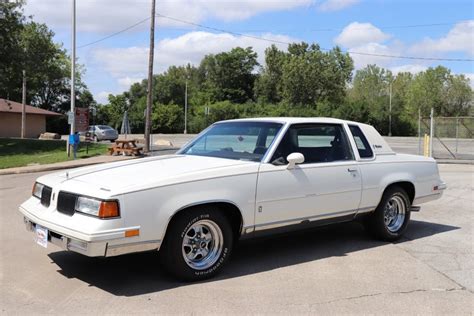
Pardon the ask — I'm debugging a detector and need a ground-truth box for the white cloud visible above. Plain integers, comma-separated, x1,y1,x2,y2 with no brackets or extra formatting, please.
334,22,391,47
390,64,427,75
96,91,112,104
464,73,474,88
333,22,435,71
93,31,298,92
118,77,143,90
24,0,314,33
410,20,474,56
347,43,400,69
318,0,359,12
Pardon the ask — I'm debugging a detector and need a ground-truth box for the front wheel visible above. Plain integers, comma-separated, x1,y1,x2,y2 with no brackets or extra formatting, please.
365,186,411,241
160,207,233,281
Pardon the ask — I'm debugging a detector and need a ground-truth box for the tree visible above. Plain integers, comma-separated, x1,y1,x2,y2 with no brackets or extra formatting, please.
257,43,353,107
254,45,285,103
0,2,94,114
406,66,472,117
199,47,258,103
151,104,184,133
348,65,393,134
0,1,25,100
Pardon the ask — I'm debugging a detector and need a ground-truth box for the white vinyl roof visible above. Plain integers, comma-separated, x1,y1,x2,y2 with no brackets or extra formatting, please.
222,117,349,124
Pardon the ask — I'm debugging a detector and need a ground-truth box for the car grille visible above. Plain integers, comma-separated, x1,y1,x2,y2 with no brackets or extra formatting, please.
57,191,78,216
40,186,52,207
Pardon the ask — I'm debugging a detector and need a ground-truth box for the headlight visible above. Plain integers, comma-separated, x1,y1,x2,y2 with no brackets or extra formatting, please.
75,196,120,219
32,182,44,199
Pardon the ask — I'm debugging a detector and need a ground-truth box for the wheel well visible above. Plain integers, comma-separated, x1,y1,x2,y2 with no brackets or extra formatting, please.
385,181,415,203
166,202,243,239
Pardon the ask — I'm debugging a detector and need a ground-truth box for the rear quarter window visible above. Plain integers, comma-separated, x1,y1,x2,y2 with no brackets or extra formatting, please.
349,125,373,158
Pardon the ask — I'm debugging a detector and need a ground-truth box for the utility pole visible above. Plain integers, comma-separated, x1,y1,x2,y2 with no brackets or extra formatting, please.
67,0,76,156
144,0,156,153
21,70,26,138
388,81,392,137
184,77,188,134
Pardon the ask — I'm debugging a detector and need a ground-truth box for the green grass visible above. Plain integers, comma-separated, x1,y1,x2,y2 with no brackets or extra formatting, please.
0,138,109,169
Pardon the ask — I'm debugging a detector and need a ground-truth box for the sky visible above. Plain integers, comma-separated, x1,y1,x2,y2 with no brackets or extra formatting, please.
23,0,474,104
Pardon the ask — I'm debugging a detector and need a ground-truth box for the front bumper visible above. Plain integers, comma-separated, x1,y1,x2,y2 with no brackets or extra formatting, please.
24,216,110,256
22,215,160,257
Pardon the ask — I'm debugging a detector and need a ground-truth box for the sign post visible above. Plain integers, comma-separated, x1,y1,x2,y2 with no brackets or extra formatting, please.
68,108,89,159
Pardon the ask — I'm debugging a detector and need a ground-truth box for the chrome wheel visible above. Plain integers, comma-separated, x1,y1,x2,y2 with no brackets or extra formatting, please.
181,220,224,270
384,195,406,232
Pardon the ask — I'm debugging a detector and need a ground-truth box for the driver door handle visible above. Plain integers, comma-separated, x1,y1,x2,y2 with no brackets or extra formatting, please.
347,168,357,172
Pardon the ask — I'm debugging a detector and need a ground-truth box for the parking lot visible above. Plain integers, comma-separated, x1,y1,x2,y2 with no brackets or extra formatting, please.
0,164,472,314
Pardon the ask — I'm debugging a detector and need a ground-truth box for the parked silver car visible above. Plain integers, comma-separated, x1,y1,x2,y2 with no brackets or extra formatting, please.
85,125,118,142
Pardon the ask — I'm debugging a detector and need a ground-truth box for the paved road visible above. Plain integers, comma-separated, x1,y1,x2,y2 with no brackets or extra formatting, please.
0,165,472,314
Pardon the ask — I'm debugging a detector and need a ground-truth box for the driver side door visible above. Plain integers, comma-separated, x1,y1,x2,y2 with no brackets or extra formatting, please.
254,123,362,231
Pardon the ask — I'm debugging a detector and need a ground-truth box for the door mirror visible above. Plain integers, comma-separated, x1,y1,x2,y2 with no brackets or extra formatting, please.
286,152,305,169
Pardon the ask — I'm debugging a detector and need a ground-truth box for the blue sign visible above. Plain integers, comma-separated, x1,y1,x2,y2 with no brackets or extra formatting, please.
69,134,80,145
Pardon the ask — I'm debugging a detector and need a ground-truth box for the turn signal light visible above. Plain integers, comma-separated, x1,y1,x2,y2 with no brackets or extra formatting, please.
98,201,120,218
125,229,140,237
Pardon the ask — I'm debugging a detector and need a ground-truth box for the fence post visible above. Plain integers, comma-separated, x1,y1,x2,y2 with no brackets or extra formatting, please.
455,118,459,155
429,108,434,157
417,108,421,155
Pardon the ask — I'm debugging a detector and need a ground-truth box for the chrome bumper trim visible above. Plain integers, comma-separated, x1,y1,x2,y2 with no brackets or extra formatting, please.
23,217,159,257
106,240,160,257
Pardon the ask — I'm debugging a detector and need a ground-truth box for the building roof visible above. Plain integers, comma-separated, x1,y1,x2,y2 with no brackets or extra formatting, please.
0,98,62,116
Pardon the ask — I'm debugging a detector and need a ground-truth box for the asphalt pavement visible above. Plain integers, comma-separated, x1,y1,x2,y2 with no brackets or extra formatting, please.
0,164,472,314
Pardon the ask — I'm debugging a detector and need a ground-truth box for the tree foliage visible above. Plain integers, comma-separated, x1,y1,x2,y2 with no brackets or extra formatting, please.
0,1,93,114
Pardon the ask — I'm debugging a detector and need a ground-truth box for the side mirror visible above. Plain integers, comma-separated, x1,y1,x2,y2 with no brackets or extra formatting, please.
286,152,305,169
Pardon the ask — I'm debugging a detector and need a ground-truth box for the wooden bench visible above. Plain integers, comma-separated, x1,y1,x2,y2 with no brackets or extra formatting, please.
108,139,143,156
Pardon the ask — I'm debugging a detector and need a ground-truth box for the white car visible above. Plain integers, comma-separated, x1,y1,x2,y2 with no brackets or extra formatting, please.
20,118,446,281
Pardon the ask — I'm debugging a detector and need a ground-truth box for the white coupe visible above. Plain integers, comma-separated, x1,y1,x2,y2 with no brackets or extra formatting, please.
20,118,446,280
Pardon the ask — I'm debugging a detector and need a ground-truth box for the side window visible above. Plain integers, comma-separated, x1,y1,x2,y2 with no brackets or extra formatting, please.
349,125,373,158
271,124,354,164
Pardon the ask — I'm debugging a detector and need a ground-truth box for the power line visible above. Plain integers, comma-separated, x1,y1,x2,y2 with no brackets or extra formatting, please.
77,17,151,48
156,14,474,62
229,22,461,33
76,13,474,62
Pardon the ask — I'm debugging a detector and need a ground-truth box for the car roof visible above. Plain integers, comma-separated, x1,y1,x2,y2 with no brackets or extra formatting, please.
220,117,350,125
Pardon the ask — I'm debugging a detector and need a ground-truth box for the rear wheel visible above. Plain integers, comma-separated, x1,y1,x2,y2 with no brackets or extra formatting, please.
366,186,411,241
160,207,233,281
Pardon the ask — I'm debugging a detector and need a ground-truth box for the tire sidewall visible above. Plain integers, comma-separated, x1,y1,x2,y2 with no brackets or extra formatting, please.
163,208,233,281
373,187,411,240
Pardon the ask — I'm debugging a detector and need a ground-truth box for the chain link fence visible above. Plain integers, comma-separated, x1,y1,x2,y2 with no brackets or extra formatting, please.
418,116,474,160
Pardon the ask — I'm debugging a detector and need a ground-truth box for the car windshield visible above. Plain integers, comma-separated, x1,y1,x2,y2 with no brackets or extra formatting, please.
180,121,283,162
97,125,113,130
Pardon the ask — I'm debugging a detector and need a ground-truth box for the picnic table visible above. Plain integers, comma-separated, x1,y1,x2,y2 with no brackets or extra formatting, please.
108,139,143,156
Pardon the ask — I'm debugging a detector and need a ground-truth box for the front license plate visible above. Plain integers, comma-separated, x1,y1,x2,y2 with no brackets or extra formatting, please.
35,225,48,248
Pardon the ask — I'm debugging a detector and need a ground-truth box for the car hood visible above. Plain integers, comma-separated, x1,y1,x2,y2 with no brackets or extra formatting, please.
36,155,258,197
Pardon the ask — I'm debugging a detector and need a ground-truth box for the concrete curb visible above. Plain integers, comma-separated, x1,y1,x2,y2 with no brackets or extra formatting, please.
0,155,136,176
